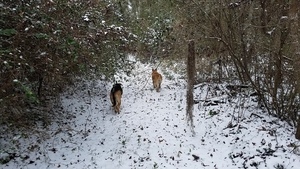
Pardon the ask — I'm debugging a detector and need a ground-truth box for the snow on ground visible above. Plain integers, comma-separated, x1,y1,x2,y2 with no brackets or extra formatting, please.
1,56,300,169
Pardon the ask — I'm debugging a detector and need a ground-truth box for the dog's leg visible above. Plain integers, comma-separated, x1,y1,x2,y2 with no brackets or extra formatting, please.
114,91,122,114
116,103,120,114
110,93,114,107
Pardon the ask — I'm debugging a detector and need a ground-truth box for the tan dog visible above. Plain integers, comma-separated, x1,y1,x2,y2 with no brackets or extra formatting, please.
152,68,162,92
110,83,123,113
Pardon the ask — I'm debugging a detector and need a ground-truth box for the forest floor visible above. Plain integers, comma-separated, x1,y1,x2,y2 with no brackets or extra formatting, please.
1,55,300,169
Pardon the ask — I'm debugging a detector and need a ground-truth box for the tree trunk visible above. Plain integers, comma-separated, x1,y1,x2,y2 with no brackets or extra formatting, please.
296,118,300,140
186,40,195,129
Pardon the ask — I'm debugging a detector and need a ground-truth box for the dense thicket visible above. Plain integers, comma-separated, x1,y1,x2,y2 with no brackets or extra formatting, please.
168,0,300,138
0,0,136,128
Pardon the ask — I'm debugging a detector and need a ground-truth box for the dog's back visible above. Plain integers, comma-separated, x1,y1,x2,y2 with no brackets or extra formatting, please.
110,83,123,113
152,69,162,92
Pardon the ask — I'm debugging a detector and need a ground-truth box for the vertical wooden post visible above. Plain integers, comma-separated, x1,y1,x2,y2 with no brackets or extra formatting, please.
186,40,195,131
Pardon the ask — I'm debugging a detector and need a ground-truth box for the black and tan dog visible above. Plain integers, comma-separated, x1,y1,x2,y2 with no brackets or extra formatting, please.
110,83,123,114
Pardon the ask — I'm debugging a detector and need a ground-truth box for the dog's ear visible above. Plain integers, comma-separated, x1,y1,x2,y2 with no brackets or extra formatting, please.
114,83,122,86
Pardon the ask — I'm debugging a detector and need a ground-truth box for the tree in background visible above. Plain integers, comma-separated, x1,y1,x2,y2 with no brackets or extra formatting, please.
289,0,300,140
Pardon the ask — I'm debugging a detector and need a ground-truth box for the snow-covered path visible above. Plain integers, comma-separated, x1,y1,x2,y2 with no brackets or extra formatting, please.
1,57,300,169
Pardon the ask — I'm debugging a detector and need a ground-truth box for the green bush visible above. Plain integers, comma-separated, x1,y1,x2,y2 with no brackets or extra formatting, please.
0,0,136,130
